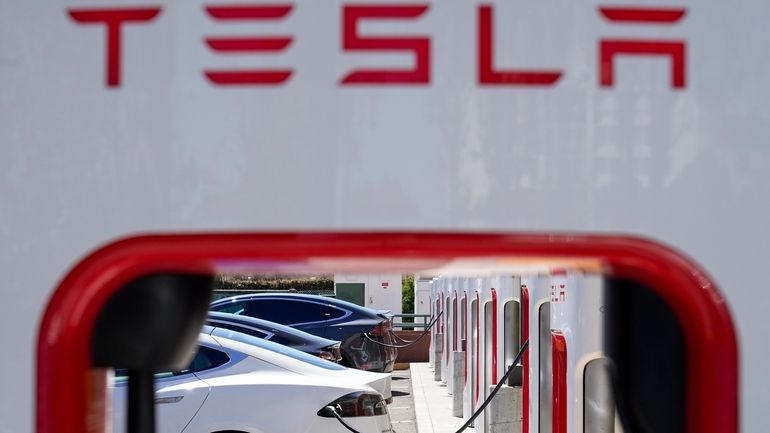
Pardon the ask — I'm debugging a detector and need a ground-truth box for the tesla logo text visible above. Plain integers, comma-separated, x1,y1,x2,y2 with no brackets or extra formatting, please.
478,5,562,86
598,6,687,88
203,4,294,85
341,5,430,84
68,7,161,87
67,3,687,89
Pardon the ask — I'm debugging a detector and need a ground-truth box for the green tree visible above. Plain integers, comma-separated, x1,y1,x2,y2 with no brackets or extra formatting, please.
402,274,415,329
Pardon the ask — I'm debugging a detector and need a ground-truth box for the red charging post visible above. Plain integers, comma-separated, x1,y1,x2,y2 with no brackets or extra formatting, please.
475,290,481,405
491,288,498,383
463,295,468,385
521,285,530,433
454,292,458,352
552,331,568,433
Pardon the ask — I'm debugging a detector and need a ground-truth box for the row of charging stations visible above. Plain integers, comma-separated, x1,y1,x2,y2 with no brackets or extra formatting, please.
427,274,521,433
427,271,620,433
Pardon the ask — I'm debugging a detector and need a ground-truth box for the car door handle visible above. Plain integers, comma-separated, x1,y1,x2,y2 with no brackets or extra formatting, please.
155,396,184,405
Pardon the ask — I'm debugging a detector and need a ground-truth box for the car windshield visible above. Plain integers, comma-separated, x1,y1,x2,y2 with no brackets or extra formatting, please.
210,327,346,371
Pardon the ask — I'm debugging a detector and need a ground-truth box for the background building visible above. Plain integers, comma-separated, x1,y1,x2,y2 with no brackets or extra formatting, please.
334,273,403,315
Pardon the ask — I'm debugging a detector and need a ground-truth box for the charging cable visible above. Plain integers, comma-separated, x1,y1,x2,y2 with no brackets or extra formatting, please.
323,405,363,433
391,311,443,344
453,339,529,433
363,310,443,349
325,338,529,433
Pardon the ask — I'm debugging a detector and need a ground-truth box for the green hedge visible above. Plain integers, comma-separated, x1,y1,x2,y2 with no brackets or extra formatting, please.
213,275,334,300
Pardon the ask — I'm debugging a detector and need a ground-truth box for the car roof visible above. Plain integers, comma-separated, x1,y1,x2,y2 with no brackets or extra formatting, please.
206,311,339,346
200,326,347,372
211,292,384,319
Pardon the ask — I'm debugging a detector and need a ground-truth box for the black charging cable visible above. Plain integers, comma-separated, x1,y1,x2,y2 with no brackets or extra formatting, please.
453,339,529,433
391,330,419,344
363,310,443,349
325,338,529,433
390,311,443,344
324,406,363,433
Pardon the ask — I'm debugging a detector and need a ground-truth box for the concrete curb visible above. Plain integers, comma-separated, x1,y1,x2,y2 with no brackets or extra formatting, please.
410,362,468,433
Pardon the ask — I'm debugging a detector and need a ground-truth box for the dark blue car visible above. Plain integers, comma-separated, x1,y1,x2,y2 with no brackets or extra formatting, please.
206,312,342,362
210,293,397,372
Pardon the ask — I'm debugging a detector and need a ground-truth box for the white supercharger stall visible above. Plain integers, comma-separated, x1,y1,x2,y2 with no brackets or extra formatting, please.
493,274,521,390
428,272,519,432
444,277,456,388
548,271,616,433
523,274,554,433
2,1,769,432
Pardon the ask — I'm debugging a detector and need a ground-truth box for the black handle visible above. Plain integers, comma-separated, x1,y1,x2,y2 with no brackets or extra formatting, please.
127,370,155,433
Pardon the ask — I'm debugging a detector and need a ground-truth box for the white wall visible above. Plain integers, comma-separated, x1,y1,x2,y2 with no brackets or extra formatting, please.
414,280,432,316
334,273,403,315
2,1,769,431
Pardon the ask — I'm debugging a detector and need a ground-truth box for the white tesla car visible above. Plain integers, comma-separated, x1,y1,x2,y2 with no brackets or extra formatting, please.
111,326,393,433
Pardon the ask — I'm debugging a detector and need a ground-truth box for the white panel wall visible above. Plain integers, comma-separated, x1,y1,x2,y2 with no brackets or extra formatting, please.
334,273,403,315
2,1,769,430
415,280,432,316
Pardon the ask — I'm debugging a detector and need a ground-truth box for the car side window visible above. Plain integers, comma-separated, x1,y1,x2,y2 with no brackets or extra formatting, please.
213,302,247,315
279,300,328,324
325,305,348,320
217,298,334,325
174,346,230,376
241,299,285,322
238,299,327,325
113,346,229,383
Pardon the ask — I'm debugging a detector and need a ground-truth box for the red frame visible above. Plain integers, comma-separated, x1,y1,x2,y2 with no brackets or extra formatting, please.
521,285,530,433
453,291,458,352
439,298,444,352
461,295,467,385
474,290,481,404
37,232,738,433
445,292,450,365
490,288,498,383
436,294,440,355
552,331,568,433
439,298,443,334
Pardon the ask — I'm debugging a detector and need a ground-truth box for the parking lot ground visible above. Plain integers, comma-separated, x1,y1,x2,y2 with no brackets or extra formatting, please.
389,368,417,433
410,363,470,433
